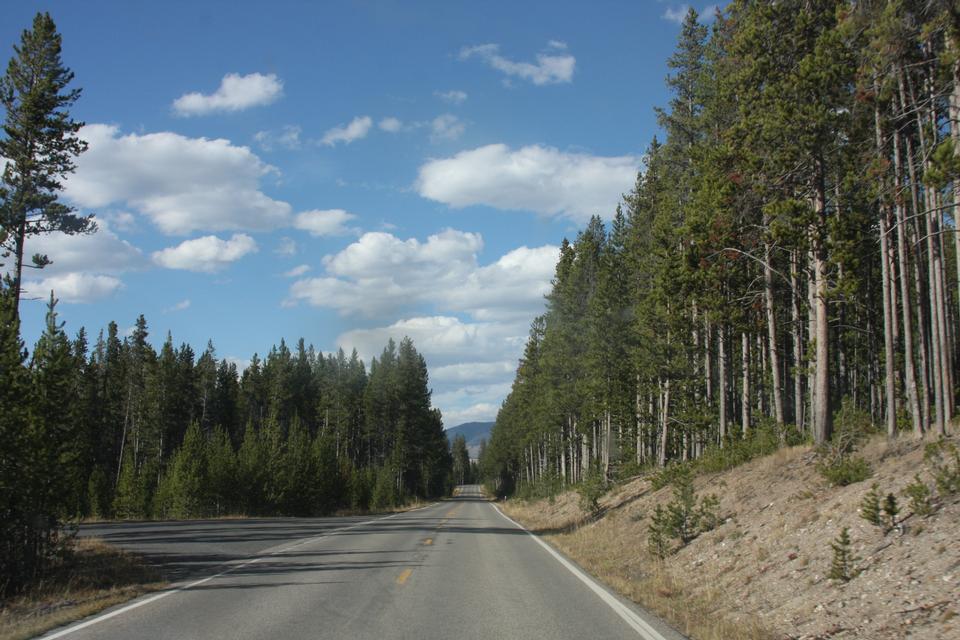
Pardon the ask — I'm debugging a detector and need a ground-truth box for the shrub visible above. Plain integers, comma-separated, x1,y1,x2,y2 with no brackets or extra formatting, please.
828,527,859,582
650,462,689,491
882,493,899,531
648,505,670,559
817,455,872,486
925,439,960,497
859,483,882,527
578,468,607,516
903,475,933,516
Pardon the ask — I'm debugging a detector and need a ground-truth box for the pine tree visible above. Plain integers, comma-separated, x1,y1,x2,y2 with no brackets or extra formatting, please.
0,12,93,314
0,283,35,592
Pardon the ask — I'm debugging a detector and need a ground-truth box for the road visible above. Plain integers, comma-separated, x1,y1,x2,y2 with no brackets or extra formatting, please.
41,486,684,640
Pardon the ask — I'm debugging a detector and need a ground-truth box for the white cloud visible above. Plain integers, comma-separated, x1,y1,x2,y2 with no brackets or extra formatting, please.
164,299,191,313
65,124,291,235
286,229,556,321
441,403,499,428
321,116,373,146
435,90,468,104
152,234,257,273
416,143,639,222
283,264,310,278
254,125,301,151
24,219,144,276
430,114,465,142
24,273,122,304
662,4,718,24
338,316,524,367
173,72,283,116
379,117,403,133
293,209,357,236
431,361,516,384
275,237,297,256
459,42,575,85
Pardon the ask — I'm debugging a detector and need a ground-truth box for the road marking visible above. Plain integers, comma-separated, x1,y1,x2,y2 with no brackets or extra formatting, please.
396,568,413,585
41,506,438,639
493,504,673,640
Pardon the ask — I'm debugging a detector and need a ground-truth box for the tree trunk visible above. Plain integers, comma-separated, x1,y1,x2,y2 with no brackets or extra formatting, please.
879,211,898,438
764,239,785,428
812,159,832,444
791,252,804,429
741,332,750,437
718,325,727,446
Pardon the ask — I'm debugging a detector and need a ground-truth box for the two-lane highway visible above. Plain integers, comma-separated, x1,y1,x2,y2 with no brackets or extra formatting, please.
41,486,684,639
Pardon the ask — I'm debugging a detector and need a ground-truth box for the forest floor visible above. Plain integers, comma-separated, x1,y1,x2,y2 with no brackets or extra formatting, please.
0,538,163,640
501,433,960,640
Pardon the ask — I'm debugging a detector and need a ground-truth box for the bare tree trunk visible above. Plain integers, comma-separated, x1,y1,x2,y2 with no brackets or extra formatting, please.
893,131,923,437
792,253,804,429
764,238,785,428
718,325,728,446
659,379,670,467
880,211,898,438
741,332,751,437
812,159,832,444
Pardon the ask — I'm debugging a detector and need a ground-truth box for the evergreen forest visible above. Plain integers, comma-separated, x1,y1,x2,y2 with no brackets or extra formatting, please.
481,2,960,495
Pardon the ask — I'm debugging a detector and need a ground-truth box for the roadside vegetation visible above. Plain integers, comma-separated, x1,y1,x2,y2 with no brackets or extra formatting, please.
0,538,162,640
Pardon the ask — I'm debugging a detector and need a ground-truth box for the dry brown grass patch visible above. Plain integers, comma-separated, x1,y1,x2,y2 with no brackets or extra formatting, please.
0,538,164,640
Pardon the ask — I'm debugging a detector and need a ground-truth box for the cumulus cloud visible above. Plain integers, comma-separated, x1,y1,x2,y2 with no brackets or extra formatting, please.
24,219,144,276
430,114,465,142
152,234,258,272
416,143,639,222
435,90,468,104
283,264,310,278
338,316,524,367
440,403,500,428
379,117,403,133
173,72,283,116
321,116,373,146
459,42,575,85
293,209,357,236
64,124,291,235
286,229,556,321
23,273,123,304
662,4,718,24
254,125,301,151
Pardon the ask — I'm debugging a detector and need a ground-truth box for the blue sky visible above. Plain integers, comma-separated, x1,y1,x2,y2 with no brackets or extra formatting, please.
4,0,719,427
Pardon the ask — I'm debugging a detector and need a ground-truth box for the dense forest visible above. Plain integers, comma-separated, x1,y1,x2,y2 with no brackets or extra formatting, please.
482,1,960,495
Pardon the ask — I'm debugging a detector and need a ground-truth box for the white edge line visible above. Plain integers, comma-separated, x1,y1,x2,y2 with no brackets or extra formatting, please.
492,503,672,640
41,506,435,639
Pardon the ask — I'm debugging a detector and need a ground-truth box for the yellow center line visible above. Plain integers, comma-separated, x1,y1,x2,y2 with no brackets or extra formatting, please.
396,568,413,585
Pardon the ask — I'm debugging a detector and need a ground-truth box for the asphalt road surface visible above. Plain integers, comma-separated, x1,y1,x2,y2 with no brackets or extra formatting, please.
41,486,685,640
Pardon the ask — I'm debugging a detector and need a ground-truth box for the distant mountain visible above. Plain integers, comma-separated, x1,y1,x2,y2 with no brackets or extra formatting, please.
445,421,494,459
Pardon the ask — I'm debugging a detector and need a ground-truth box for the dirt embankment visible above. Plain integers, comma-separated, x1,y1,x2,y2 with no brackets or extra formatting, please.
501,436,960,640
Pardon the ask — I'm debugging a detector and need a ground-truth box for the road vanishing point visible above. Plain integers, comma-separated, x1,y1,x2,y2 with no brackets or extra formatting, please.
40,486,684,640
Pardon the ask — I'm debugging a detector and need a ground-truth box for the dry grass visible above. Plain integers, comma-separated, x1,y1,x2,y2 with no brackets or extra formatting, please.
503,431,960,640
0,538,165,640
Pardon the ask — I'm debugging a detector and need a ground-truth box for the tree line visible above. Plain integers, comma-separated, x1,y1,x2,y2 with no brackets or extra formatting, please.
0,13,455,595
482,1,960,495
2,293,452,592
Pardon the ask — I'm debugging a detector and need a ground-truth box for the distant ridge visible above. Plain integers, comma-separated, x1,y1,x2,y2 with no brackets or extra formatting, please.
445,421,493,458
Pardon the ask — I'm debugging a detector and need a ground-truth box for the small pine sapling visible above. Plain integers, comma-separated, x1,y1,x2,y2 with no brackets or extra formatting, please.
648,505,670,559
696,493,721,532
859,482,882,527
666,467,699,543
828,527,859,582
882,493,899,532
924,440,960,497
903,475,933,516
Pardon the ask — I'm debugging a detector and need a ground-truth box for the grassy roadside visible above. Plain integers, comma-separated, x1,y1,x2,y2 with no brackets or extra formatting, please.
502,498,774,640
0,538,165,640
